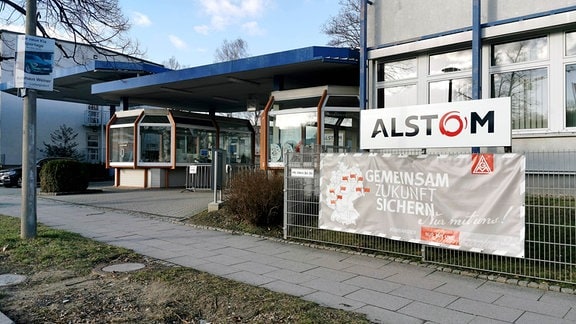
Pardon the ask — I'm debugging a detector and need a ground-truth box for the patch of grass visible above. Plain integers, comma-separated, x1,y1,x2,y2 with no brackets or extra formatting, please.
187,204,284,238
0,216,137,276
0,215,370,323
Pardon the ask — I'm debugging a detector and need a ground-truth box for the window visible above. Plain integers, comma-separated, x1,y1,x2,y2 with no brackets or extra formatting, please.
566,31,576,56
492,37,548,66
139,125,171,163
566,32,576,128
429,78,472,104
491,37,549,130
429,50,472,75
566,64,576,127
86,133,99,162
268,110,317,164
175,127,216,163
109,126,134,163
379,85,417,108
492,69,548,129
377,58,417,108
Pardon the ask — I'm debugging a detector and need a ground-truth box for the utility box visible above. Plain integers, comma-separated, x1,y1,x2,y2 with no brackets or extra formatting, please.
211,149,227,190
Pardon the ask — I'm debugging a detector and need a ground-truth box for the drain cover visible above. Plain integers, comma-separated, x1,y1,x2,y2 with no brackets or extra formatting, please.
101,263,145,273
0,274,26,286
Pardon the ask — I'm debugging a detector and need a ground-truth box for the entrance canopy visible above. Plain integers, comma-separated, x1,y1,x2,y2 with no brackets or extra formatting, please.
1,46,359,114
91,46,359,113
1,60,168,105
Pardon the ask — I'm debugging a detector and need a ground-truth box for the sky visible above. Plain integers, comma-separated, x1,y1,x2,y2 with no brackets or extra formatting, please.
119,0,342,67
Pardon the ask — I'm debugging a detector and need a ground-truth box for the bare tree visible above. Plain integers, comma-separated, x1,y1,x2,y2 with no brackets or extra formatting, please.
0,0,144,61
163,56,185,70
214,38,249,62
321,0,360,49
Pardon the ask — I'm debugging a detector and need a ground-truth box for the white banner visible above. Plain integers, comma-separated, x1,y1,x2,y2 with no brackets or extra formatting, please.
319,153,525,257
15,35,55,91
360,98,511,149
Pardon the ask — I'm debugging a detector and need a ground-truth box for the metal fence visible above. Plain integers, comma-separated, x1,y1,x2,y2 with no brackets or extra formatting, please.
185,163,257,191
283,150,576,285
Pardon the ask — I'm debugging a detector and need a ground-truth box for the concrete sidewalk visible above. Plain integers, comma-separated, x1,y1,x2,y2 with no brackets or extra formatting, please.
1,187,576,323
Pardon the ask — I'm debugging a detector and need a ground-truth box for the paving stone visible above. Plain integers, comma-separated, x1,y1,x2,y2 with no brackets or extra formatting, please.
0,274,26,286
270,259,318,273
564,307,576,321
386,272,446,290
358,305,423,324
166,255,210,268
389,285,459,307
300,278,360,297
204,254,246,266
479,281,544,301
193,262,241,276
515,311,575,324
303,266,356,282
343,275,403,293
399,301,476,324
447,298,524,322
231,261,279,275
264,269,317,284
343,264,397,279
434,281,502,303
493,294,571,317
341,254,392,269
303,291,365,311
0,311,14,324
223,271,276,286
261,280,317,297
538,290,576,308
347,288,412,311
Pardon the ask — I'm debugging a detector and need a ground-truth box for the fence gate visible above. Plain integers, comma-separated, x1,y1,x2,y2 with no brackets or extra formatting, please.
284,150,576,285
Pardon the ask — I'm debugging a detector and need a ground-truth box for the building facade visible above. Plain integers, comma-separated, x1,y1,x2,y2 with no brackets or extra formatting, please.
366,0,576,152
0,30,155,168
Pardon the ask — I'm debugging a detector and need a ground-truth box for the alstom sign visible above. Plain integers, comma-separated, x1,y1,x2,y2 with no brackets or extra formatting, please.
360,98,511,150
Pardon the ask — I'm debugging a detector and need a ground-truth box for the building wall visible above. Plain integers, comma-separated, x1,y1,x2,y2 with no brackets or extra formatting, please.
368,0,576,47
0,31,141,167
0,93,111,166
366,1,576,153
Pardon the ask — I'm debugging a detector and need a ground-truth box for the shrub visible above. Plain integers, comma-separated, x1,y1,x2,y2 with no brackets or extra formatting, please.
40,159,89,193
225,169,283,226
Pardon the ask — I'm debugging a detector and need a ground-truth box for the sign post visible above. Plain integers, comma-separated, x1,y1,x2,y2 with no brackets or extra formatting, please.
19,0,54,239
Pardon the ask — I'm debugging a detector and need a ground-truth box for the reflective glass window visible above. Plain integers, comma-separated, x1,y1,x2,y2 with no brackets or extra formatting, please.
429,78,472,103
429,50,472,75
566,31,576,56
268,111,317,164
382,58,417,81
492,68,548,129
383,85,417,107
175,127,216,163
109,126,134,163
492,37,548,66
566,64,576,127
139,125,171,163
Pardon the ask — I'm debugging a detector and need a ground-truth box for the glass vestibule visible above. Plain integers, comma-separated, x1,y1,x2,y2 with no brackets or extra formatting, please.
107,109,254,169
139,114,173,166
262,86,360,169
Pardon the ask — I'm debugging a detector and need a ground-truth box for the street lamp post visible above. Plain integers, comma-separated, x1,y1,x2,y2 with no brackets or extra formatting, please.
441,67,461,103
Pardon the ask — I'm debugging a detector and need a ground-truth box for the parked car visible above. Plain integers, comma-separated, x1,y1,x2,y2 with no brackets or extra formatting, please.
1,157,73,188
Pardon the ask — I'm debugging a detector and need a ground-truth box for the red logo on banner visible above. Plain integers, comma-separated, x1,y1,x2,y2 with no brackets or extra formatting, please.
471,154,494,174
421,227,460,245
